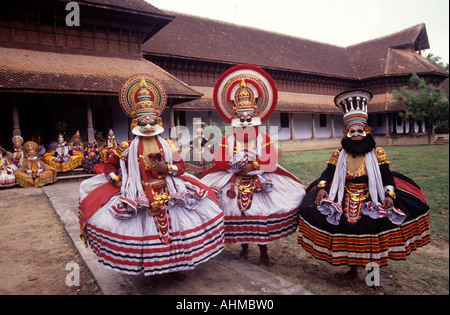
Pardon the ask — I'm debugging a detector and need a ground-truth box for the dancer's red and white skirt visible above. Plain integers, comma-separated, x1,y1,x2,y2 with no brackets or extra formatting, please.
79,174,224,276
201,167,305,244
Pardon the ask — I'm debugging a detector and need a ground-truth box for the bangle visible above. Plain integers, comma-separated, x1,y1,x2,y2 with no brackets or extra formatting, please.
252,161,260,170
108,172,120,183
385,190,396,199
167,164,173,175
384,185,396,199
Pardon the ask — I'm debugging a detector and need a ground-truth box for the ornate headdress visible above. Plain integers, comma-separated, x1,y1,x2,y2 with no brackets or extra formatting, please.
119,74,167,136
23,141,39,157
214,64,278,127
334,89,373,128
12,135,24,150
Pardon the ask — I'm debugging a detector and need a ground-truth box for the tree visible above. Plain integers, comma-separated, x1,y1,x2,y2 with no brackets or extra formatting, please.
426,53,449,71
393,74,449,144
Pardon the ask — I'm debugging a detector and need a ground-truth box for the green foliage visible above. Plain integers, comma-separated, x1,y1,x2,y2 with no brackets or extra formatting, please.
393,74,449,134
426,53,449,71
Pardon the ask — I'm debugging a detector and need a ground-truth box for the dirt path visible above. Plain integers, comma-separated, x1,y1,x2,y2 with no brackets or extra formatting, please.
0,187,102,295
227,234,449,295
1,185,447,295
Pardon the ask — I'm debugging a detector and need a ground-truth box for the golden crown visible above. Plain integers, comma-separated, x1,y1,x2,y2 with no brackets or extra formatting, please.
134,79,159,119
232,79,258,117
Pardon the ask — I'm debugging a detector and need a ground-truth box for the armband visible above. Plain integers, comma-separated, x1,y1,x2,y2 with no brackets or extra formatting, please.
376,147,391,165
326,150,340,166
317,180,327,189
384,185,396,199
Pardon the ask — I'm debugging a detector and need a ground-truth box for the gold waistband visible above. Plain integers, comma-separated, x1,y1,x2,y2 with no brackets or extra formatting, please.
345,182,368,190
141,179,166,190
345,182,369,202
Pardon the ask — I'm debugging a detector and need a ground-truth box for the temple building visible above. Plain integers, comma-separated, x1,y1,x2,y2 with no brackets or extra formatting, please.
1,0,448,152
0,0,201,147
143,13,448,150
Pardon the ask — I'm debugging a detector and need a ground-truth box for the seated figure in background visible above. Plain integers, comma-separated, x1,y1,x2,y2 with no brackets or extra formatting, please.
100,129,119,162
0,146,17,188
9,135,25,168
82,141,101,173
43,134,83,172
15,141,57,188
69,130,85,152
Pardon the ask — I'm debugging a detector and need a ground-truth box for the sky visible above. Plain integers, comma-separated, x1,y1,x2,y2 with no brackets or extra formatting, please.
146,0,449,65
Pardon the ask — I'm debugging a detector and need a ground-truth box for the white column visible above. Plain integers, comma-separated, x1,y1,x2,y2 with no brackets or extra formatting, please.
290,113,295,140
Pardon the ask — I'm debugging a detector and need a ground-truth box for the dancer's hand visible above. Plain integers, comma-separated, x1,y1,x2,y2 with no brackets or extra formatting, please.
315,189,328,205
112,179,122,188
151,158,168,174
240,163,253,174
383,196,394,209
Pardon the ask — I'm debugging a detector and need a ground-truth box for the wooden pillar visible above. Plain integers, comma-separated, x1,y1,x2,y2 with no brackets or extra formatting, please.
169,101,175,136
311,114,316,139
176,110,180,140
330,114,335,138
385,113,390,136
409,120,415,134
11,94,21,136
289,113,295,140
85,96,95,143
208,110,212,126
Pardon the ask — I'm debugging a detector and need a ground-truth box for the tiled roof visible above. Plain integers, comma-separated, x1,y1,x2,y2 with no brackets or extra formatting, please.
58,0,171,17
346,24,447,78
175,86,401,114
0,45,202,99
143,13,357,78
144,14,447,80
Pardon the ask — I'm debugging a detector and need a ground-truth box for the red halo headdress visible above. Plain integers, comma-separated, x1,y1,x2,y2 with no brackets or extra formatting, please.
213,64,278,125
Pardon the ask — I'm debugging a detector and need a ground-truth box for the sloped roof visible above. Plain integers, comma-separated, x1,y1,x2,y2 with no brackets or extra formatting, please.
58,0,171,18
173,85,400,114
346,24,447,78
144,15,447,80
143,13,356,79
0,45,201,100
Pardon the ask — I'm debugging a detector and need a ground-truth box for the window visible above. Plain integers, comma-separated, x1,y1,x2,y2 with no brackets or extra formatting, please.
319,114,327,127
280,113,289,128
377,114,383,127
177,111,186,127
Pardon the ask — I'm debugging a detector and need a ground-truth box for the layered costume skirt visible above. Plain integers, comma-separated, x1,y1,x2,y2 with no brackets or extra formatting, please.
79,173,225,276
0,164,17,187
43,147,83,172
201,166,305,245
297,172,430,266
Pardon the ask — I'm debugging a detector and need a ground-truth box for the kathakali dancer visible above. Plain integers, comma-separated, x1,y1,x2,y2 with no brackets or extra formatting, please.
15,141,57,188
79,74,224,276
43,133,83,172
200,64,306,266
0,146,17,188
297,89,431,282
